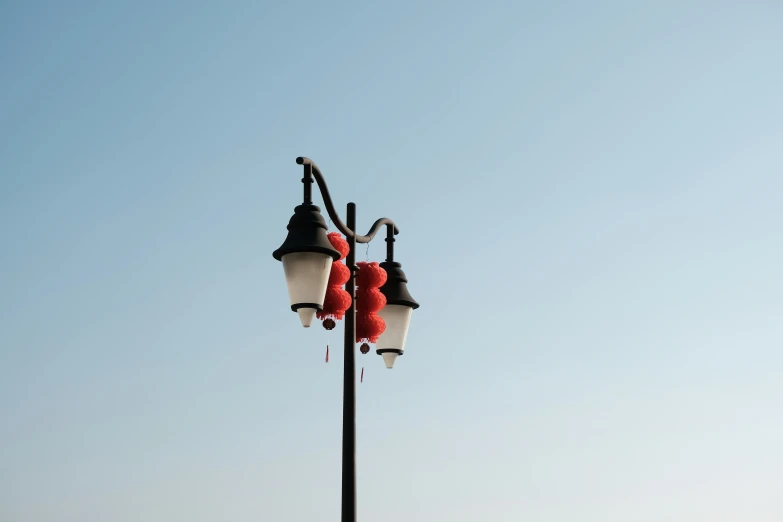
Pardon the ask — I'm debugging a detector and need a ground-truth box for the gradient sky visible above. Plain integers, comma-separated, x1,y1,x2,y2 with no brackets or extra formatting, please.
2,1,782,521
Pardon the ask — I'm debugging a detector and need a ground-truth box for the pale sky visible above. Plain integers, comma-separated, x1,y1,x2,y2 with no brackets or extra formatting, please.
1,1,782,521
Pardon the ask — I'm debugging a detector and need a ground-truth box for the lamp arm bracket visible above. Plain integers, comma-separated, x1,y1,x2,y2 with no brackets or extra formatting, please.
296,157,400,244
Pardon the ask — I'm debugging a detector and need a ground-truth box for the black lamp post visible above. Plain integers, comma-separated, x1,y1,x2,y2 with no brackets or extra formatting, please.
273,157,419,522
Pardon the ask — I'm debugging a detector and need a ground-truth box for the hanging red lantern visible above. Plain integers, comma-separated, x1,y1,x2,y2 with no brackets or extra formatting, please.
356,261,387,288
318,233,352,326
320,286,352,320
355,261,387,343
356,313,385,342
358,288,386,313
329,232,350,260
328,262,351,286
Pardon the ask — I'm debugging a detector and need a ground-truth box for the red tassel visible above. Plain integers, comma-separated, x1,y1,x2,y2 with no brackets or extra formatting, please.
325,345,329,363
361,367,364,383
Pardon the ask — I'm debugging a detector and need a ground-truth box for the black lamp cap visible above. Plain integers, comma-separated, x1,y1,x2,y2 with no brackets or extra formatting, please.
379,261,420,309
272,204,341,261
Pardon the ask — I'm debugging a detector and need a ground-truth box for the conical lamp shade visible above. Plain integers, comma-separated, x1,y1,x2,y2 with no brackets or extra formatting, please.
381,352,398,369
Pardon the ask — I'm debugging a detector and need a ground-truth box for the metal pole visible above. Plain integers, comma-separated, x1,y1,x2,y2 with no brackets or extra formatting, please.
342,202,357,522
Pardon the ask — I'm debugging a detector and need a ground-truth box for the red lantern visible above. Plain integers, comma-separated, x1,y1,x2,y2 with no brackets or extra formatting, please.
356,313,385,342
320,286,352,320
355,261,387,343
328,262,351,286
329,232,350,260
318,233,352,325
358,288,386,313
356,261,387,288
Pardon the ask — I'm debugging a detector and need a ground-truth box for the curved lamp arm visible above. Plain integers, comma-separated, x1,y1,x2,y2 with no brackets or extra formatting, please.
297,157,399,244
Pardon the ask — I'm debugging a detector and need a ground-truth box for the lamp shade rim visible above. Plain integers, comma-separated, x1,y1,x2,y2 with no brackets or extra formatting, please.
376,348,403,355
384,298,420,309
273,245,340,261
291,302,324,311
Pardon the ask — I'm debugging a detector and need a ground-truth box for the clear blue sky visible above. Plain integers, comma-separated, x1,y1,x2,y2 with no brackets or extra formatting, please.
2,1,782,521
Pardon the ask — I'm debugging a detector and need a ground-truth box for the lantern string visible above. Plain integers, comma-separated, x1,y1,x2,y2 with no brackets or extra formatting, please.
361,367,364,383
325,344,329,363
365,243,370,262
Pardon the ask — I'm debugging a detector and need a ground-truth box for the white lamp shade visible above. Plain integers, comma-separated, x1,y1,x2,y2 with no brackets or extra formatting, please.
376,304,413,353
295,308,317,328
381,352,398,369
281,252,332,327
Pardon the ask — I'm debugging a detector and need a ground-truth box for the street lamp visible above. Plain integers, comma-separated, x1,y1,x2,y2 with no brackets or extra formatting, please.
272,201,341,327
272,157,419,522
376,226,419,368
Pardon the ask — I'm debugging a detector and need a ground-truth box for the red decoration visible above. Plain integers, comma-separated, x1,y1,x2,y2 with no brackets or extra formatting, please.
318,233,352,323
355,261,387,343
356,261,387,287
320,288,352,318
330,233,350,260
328,262,351,286
358,289,386,313
356,313,385,341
